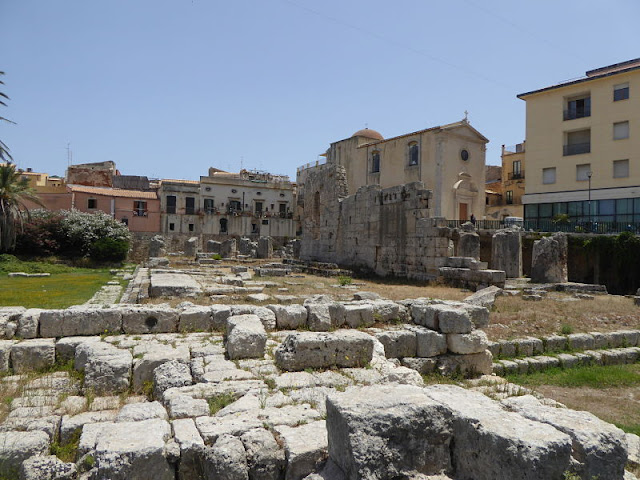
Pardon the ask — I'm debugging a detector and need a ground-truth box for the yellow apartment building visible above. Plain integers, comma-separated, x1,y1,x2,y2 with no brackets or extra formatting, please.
518,58,640,227
485,143,526,220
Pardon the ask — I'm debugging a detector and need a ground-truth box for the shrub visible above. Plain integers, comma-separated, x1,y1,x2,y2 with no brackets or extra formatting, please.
338,275,353,286
90,237,129,262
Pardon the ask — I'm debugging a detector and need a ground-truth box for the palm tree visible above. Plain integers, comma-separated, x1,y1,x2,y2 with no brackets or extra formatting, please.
0,164,43,252
0,71,15,163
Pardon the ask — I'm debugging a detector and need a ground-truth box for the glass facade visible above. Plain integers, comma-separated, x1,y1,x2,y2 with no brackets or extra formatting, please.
525,197,640,225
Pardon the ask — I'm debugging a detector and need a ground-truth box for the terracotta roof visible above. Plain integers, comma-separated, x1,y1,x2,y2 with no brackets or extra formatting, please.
69,185,158,199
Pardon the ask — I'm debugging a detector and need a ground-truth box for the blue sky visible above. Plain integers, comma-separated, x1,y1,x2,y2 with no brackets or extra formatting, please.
1,0,638,182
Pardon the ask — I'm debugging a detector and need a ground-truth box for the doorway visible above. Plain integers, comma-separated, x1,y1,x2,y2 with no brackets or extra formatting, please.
459,203,468,221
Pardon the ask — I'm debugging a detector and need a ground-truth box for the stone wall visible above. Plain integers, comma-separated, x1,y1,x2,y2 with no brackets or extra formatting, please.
300,164,450,279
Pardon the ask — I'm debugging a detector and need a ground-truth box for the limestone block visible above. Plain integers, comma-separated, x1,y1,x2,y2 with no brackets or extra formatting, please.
342,304,374,328
557,353,580,368
503,395,627,480
544,335,568,353
184,236,198,257
275,421,328,480
514,337,544,356
149,273,203,298
221,238,237,258
326,385,452,479
275,331,374,371
19,454,77,480
40,307,122,338
149,235,166,257
374,329,417,358
241,428,286,480
447,331,489,354
153,359,193,400
60,410,118,444
491,229,522,278
436,351,493,377
16,308,42,339
567,333,595,351
305,303,333,332
410,303,438,330
76,342,133,394
458,232,480,260
211,305,233,330
132,344,190,392
164,391,210,419
414,327,447,358
463,285,502,308
531,233,569,283
369,300,407,323
438,307,473,334
10,338,56,373
179,306,213,332
120,305,178,334
115,401,168,422
257,236,274,259
0,340,15,372
0,430,50,477
400,357,437,375
487,341,500,357
226,314,267,360
231,305,276,331
268,304,308,330
425,384,572,480
207,240,222,254
86,419,174,480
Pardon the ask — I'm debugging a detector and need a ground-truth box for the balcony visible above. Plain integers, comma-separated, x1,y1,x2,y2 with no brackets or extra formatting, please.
563,142,590,156
508,171,525,180
563,107,591,121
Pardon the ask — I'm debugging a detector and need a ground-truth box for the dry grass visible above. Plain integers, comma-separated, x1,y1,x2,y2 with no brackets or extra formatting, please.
487,293,640,341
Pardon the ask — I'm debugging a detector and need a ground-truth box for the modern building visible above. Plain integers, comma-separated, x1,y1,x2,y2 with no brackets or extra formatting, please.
300,119,489,221
159,168,296,238
485,143,526,220
519,58,640,227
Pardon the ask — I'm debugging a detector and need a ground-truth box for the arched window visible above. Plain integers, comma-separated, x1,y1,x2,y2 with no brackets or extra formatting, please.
371,150,380,173
408,142,419,166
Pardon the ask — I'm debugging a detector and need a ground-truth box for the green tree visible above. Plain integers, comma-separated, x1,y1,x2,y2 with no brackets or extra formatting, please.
0,71,15,163
0,164,43,252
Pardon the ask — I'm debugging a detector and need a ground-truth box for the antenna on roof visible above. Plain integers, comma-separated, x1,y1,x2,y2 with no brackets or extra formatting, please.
66,143,72,166
240,156,244,171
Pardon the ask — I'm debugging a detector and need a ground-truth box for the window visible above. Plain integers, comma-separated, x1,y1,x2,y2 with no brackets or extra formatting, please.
371,150,380,173
279,203,287,216
203,198,214,213
564,94,591,120
564,129,590,156
542,167,556,184
255,201,263,214
185,197,195,215
408,142,419,166
121,217,128,226
576,164,591,182
228,200,241,212
166,195,176,214
169,222,175,231
512,160,522,179
506,190,513,205
614,83,629,101
613,159,629,178
188,223,194,232
133,200,147,216
87,198,97,209
613,121,629,140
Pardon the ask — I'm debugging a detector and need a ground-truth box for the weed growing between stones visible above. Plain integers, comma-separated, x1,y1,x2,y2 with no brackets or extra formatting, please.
337,276,352,286
207,392,236,415
141,381,154,401
50,429,81,463
560,324,574,335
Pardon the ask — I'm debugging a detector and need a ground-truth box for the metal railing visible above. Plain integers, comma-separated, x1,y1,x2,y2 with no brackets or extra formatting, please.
508,171,525,180
563,107,591,121
563,142,590,156
446,218,640,234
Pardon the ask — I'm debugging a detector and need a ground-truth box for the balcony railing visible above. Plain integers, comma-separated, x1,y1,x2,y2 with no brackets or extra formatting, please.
563,107,591,121
508,171,525,180
563,142,590,156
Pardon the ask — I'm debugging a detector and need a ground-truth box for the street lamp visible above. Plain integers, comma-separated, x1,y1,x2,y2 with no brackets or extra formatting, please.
587,170,593,231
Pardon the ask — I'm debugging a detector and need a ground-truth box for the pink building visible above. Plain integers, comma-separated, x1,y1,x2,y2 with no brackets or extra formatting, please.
68,185,160,232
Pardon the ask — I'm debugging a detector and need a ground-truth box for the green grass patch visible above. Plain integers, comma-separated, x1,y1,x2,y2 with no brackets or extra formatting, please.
506,364,640,389
615,422,640,436
0,270,113,308
50,429,81,463
207,392,237,415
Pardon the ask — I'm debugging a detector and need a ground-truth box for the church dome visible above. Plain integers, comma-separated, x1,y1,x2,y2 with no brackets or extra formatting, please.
351,128,384,141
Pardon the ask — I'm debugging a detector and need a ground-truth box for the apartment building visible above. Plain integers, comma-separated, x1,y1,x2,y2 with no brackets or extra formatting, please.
485,143,526,220
519,58,640,226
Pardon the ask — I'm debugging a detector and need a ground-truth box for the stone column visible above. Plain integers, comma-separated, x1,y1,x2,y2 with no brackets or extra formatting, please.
184,237,198,258
149,235,166,257
257,236,273,259
458,232,480,260
530,233,568,283
491,229,522,278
